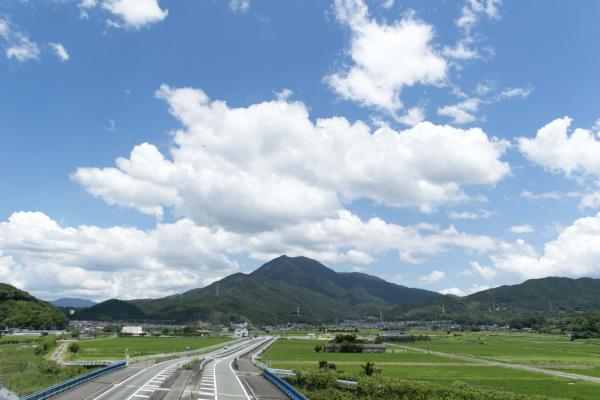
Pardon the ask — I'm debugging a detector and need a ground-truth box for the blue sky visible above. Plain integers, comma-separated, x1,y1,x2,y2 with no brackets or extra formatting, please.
1,0,600,301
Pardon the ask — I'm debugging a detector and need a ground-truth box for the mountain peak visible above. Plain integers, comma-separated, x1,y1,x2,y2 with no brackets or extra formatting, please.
51,297,96,308
251,255,337,280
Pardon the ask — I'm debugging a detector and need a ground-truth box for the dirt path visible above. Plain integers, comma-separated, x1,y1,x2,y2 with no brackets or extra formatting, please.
398,344,600,383
50,340,73,364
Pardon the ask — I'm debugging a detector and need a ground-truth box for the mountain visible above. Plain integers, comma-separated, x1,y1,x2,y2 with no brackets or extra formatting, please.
51,298,96,308
71,299,147,321
391,277,600,323
81,256,438,324
0,283,69,329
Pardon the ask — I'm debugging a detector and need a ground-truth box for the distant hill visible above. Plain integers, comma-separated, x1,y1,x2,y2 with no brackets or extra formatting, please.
81,256,438,324
391,277,600,323
0,283,69,329
51,298,96,308
72,299,147,321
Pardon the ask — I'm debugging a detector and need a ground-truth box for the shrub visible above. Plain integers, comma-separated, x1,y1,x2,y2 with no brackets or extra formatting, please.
68,342,80,354
362,361,375,376
286,370,555,400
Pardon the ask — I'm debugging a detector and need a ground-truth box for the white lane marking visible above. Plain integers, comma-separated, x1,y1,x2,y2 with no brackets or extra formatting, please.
198,360,217,399
125,362,181,400
87,338,264,400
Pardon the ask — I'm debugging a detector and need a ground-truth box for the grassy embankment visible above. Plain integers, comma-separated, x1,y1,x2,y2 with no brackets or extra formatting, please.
0,335,87,396
265,334,600,399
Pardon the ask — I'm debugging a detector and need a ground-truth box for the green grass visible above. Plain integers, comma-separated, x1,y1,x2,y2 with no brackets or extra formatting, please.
406,333,600,374
266,335,600,399
0,336,88,396
71,336,231,360
264,338,468,363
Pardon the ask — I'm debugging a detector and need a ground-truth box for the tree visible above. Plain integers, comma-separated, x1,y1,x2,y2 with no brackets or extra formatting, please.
68,342,80,354
314,344,322,353
362,361,375,376
318,360,328,369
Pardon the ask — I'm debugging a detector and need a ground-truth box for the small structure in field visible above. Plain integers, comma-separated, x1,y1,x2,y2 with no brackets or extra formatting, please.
234,327,248,338
377,331,406,342
121,326,143,336
360,344,386,353
324,343,385,353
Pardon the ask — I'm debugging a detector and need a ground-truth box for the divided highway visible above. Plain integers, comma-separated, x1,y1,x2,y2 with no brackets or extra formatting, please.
54,337,275,400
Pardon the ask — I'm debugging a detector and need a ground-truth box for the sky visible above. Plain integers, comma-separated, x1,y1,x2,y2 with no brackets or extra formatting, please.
1,0,600,301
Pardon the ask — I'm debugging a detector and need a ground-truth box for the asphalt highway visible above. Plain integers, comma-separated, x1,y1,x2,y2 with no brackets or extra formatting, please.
54,337,272,400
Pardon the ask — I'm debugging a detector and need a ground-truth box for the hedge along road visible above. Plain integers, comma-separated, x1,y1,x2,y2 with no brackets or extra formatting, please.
397,344,600,384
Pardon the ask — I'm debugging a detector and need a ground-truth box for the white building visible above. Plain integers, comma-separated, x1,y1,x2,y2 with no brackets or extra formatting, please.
121,326,143,336
233,328,248,338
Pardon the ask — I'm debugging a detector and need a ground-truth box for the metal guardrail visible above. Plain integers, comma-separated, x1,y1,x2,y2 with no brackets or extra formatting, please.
62,360,116,366
250,337,277,370
20,361,126,400
268,369,358,390
268,368,296,376
263,368,310,400
337,379,358,389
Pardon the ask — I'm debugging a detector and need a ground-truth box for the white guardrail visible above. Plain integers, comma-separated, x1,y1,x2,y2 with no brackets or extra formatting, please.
62,360,117,366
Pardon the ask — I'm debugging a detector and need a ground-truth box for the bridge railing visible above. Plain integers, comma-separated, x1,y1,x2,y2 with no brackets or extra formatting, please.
62,360,116,366
251,337,277,370
20,361,126,400
263,368,310,400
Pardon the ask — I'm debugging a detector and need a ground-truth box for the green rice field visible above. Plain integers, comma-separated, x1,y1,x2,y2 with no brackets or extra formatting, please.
71,335,231,360
265,334,600,399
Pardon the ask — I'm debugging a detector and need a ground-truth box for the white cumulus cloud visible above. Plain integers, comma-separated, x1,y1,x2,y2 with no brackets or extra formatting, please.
73,85,510,231
418,270,445,284
519,117,600,179
509,224,534,234
488,213,600,280
440,287,465,296
101,0,168,28
456,0,502,33
0,210,498,300
437,98,481,124
229,0,250,13
0,19,39,63
325,0,447,113
49,42,69,62
0,212,239,300
448,210,492,220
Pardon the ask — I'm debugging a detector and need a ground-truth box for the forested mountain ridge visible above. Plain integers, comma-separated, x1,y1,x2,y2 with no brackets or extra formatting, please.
0,283,69,329
391,277,600,324
74,256,438,323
